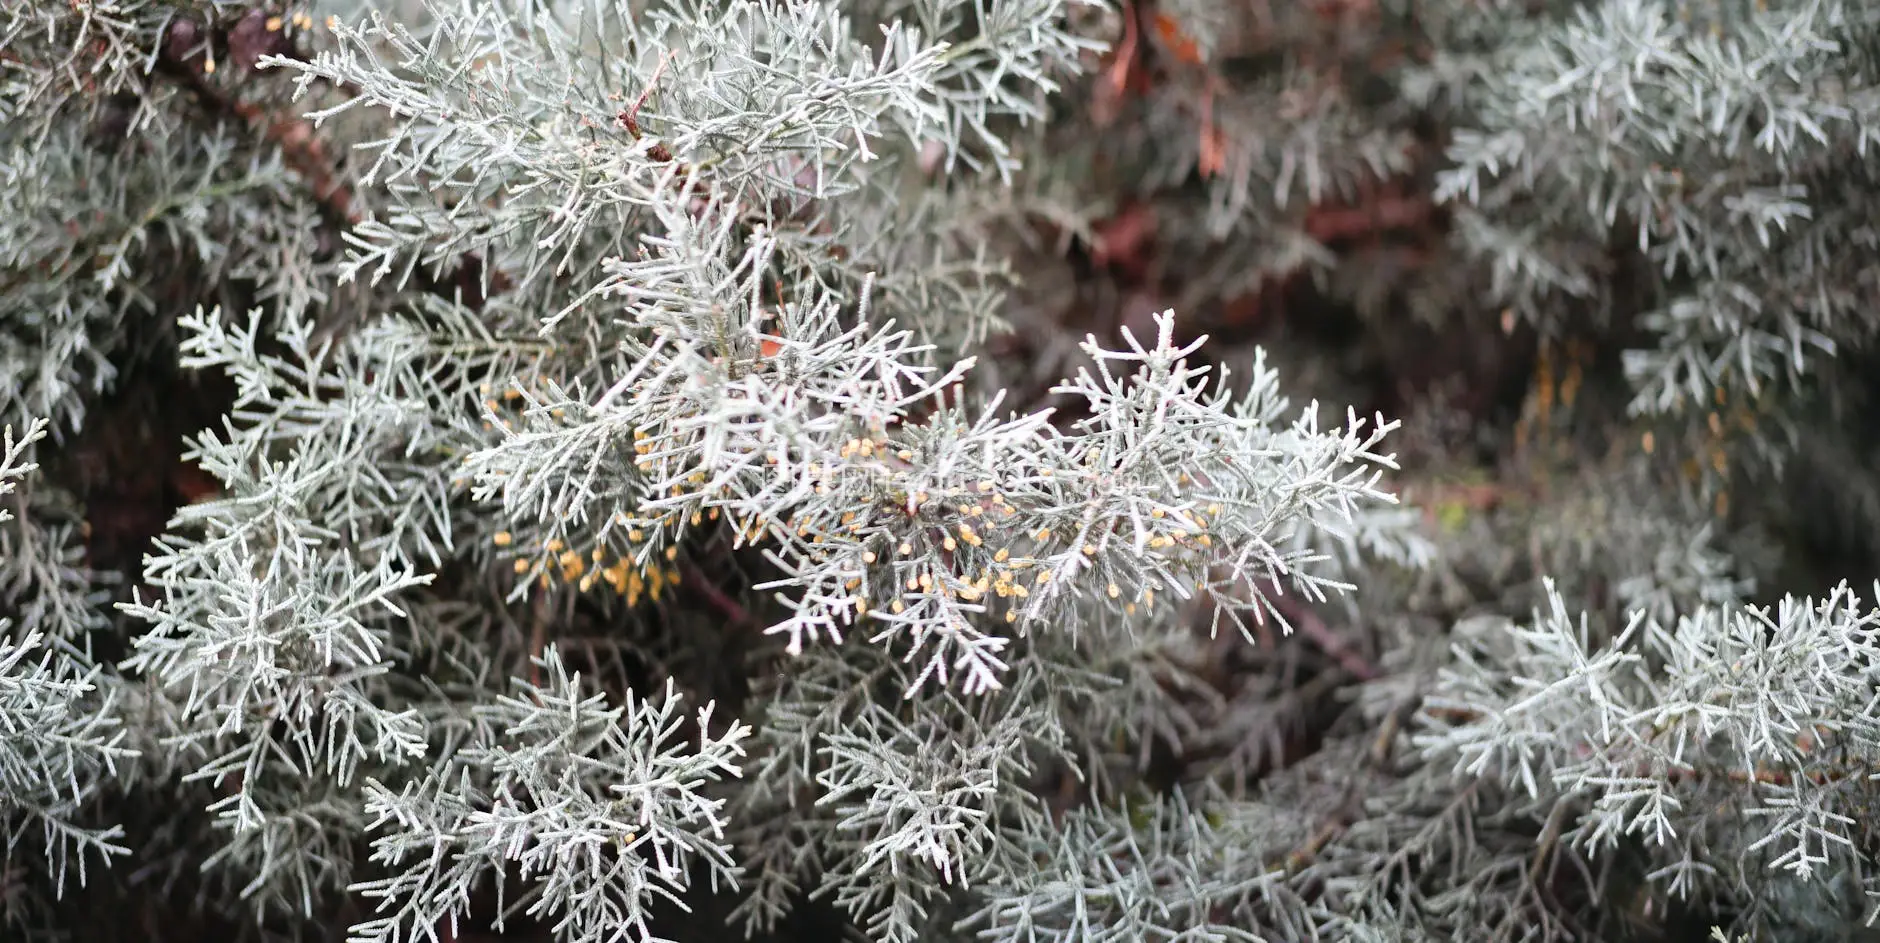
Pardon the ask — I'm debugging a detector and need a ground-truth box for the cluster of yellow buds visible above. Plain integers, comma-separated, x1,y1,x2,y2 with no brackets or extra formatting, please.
477,376,561,433
1143,503,1218,551
837,436,886,460
1641,384,1751,519
262,11,317,33
1514,338,1588,455
841,476,1216,625
493,530,679,607
883,560,1029,623
882,547,1168,624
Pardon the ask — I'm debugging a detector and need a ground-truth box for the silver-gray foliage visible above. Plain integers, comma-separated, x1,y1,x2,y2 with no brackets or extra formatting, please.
6,0,1880,941
0,421,135,909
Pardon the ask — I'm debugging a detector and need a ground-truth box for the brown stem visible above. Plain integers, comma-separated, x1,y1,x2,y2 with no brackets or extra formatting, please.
155,56,359,230
155,20,508,307
528,591,550,688
1257,579,1379,681
680,559,758,634
1281,818,1348,874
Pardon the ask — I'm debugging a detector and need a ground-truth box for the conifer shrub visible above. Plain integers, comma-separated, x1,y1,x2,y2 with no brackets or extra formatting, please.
6,0,1880,941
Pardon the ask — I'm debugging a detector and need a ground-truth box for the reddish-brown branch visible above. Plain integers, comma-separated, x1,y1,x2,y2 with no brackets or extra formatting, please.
528,591,550,687
1091,0,1143,127
155,16,516,308
679,559,759,634
1303,193,1433,245
1257,579,1380,681
156,48,360,229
